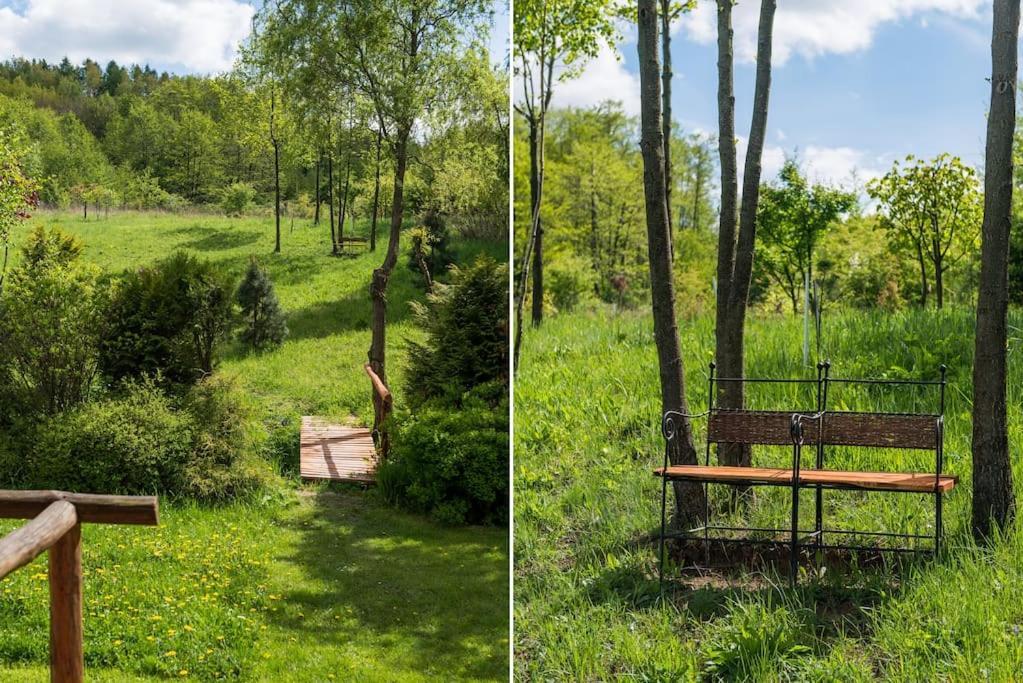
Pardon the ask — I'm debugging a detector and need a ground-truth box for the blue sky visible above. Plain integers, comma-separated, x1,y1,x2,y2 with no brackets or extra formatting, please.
0,0,508,75
553,0,1003,185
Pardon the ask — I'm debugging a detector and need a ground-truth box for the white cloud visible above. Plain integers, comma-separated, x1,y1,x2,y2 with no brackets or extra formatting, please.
0,0,254,73
736,138,882,187
678,0,986,65
548,44,641,116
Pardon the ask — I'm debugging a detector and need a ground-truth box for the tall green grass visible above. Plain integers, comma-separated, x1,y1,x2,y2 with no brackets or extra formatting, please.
515,305,1023,680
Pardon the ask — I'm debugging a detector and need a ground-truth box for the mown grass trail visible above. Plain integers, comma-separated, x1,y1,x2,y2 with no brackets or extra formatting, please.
515,306,1023,680
0,209,509,681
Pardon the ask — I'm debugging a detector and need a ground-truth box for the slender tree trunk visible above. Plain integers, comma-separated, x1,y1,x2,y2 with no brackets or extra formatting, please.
371,128,382,251
714,0,739,402
413,235,433,293
328,154,337,255
972,0,1018,541
660,0,674,238
715,0,775,472
271,84,281,253
530,116,544,326
915,240,929,307
340,141,352,250
637,0,706,527
314,151,321,225
368,128,409,386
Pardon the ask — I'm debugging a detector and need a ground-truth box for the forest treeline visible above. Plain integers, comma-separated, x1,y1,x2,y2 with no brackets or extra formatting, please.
0,53,507,239
515,99,1023,315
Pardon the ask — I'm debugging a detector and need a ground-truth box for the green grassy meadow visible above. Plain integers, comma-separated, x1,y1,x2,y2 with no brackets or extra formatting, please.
515,305,1023,680
0,209,509,681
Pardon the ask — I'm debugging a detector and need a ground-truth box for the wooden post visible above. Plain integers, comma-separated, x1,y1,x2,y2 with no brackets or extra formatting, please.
49,524,83,683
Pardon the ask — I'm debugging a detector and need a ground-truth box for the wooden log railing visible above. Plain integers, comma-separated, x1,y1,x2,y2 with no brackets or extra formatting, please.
365,363,393,457
0,490,159,683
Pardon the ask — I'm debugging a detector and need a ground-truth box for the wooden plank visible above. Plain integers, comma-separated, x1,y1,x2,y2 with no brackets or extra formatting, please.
49,523,83,683
300,417,379,483
0,491,158,526
655,465,957,493
0,501,78,580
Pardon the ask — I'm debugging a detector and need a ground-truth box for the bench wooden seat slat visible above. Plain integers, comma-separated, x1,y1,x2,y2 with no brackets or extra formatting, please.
654,465,957,493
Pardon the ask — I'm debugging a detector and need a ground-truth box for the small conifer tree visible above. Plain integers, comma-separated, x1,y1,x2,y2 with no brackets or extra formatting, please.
236,258,288,350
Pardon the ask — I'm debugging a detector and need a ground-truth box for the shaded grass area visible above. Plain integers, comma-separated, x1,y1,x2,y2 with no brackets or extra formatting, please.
2,210,509,680
0,493,509,681
514,306,1023,680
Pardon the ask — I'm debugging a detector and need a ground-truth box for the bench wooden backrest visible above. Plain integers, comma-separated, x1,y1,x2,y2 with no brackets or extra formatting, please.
707,410,940,450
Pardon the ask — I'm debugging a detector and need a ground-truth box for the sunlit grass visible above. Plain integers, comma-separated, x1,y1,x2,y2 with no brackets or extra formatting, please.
515,304,1023,680
1,209,509,681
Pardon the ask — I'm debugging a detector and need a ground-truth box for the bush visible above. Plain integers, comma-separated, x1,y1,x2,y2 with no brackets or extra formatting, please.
100,251,235,385
179,375,273,500
236,258,288,350
547,254,594,314
221,182,257,217
0,226,102,416
404,254,508,407
379,386,508,525
24,378,193,494
17,376,271,500
406,208,455,281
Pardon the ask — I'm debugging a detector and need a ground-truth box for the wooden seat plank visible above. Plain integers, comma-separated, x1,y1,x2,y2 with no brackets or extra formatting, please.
655,465,957,493
299,416,379,483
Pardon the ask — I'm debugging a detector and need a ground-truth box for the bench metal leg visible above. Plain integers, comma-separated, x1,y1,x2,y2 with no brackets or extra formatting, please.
659,476,668,595
935,491,942,556
790,484,800,587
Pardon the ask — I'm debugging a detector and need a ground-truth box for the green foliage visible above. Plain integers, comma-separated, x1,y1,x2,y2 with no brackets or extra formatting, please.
100,251,235,385
219,180,255,215
404,254,508,407
867,153,982,308
547,252,595,313
236,258,288,350
0,117,38,288
0,226,101,416
755,158,858,313
20,377,193,494
380,386,508,525
13,376,269,500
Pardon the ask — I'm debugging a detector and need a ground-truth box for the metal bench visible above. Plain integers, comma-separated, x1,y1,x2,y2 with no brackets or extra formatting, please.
339,236,368,252
655,362,956,586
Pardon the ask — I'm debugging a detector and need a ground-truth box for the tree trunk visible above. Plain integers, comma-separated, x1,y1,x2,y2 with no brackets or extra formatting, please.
637,0,706,527
530,116,544,327
314,151,321,225
713,0,775,473
660,0,673,240
340,142,352,250
368,128,409,386
328,154,337,255
514,114,542,367
972,0,1018,542
714,0,739,408
270,84,281,253
915,240,929,307
371,128,382,252
413,235,433,293
273,139,281,253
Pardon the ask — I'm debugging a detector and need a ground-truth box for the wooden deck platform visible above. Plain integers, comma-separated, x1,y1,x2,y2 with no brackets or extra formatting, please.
300,417,379,483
